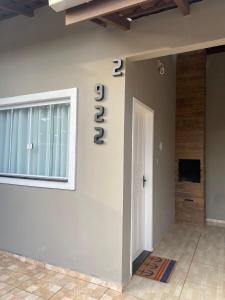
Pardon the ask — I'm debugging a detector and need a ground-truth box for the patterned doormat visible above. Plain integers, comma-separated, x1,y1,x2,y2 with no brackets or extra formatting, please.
135,255,176,283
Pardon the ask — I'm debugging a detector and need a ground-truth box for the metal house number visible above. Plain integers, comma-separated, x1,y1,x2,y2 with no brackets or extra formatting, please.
94,60,124,144
94,84,105,144
112,59,124,77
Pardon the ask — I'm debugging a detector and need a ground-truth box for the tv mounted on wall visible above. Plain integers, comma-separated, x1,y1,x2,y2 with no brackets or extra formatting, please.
178,159,201,183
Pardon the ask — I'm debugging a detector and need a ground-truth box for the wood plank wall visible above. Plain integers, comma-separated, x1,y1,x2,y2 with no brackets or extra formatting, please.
175,50,206,224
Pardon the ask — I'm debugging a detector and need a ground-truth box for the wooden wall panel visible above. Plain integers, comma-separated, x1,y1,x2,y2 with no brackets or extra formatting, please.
175,50,206,224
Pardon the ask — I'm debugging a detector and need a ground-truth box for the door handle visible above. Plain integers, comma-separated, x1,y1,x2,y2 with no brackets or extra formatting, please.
143,176,147,188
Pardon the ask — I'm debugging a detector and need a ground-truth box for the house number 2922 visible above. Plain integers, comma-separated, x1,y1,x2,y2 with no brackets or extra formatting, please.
94,59,124,144
94,84,105,144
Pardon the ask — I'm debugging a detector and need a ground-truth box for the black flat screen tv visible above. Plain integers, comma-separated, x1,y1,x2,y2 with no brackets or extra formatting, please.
178,159,200,183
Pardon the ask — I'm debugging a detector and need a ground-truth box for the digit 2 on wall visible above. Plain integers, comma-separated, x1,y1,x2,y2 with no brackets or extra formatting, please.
94,83,105,144
112,59,124,77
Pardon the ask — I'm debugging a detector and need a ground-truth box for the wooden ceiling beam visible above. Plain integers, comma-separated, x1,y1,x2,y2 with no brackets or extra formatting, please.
140,0,159,9
66,0,153,25
103,13,130,31
206,45,225,55
92,18,107,28
174,0,190,15
0,0,34,17
122,2,175,19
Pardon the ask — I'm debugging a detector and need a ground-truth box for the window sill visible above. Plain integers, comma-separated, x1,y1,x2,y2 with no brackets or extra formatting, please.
0,173,68,182
0,176,75,190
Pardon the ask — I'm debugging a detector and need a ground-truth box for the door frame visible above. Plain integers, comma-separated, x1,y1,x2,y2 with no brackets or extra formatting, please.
130,97,154,276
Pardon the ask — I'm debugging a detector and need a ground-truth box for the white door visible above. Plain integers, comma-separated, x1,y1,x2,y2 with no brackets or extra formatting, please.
131,98,154,262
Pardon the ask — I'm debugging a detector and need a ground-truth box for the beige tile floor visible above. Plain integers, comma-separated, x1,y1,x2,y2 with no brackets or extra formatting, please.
125,223,225,300
0,223,225,299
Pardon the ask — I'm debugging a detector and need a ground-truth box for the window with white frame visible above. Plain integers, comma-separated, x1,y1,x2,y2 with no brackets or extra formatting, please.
0,89,77,190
